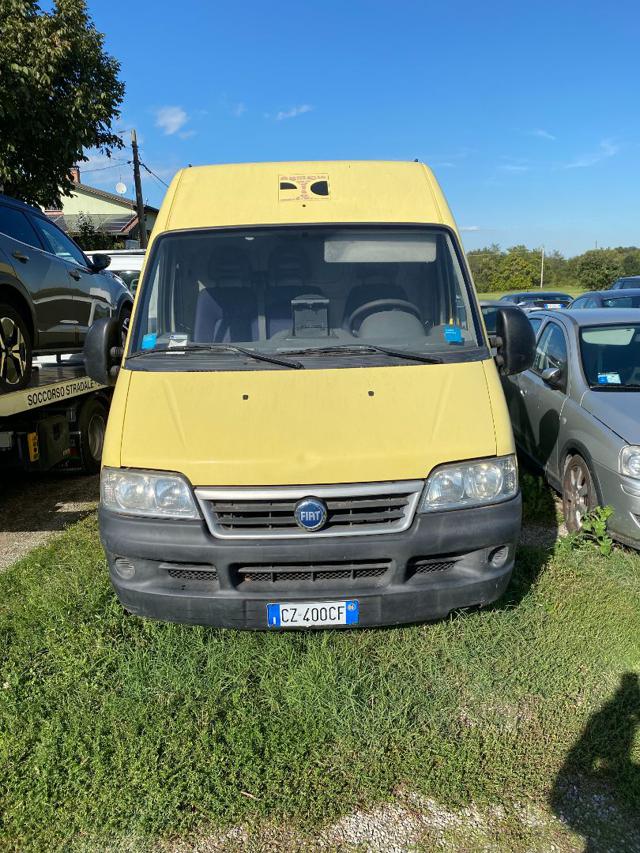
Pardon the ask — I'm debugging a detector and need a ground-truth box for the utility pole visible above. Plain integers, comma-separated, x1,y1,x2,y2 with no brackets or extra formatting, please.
131,129,148,249
540,245,545,288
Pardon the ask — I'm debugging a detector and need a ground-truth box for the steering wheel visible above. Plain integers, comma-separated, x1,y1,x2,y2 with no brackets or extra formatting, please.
347,299,423,334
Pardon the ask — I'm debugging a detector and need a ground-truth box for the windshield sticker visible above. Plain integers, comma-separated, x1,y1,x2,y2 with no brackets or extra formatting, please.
168,334,188,352
444,325,464,344
141,333,157,350
597,372,621,385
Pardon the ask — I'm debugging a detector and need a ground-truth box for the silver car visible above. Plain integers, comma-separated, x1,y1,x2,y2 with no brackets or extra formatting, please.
503,308,640,547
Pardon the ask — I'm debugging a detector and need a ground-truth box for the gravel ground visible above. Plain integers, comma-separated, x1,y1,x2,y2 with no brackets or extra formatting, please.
165,786,638,852
0,470,98,570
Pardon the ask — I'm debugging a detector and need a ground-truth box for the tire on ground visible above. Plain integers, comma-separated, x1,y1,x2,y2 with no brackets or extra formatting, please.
562,453,598,533
77,396,108,474
0,302,32,393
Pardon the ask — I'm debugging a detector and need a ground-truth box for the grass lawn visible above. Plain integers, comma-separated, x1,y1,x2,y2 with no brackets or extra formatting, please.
1,511,640,851
476,285,586,301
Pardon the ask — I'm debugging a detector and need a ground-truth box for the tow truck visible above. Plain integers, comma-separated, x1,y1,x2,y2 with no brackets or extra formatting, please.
0,354,110,474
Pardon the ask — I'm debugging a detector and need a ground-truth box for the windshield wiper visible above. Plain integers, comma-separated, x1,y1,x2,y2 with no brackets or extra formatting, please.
127,343,304,369
280,344,443,364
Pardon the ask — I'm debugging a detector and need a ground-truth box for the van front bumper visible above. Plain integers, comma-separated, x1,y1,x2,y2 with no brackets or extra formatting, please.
99,495,521,629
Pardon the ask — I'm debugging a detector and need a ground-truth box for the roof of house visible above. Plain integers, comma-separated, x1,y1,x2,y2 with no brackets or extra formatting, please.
72,181,158,212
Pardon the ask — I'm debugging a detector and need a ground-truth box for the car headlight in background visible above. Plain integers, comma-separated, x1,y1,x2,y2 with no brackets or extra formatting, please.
620,446,640,479
419,455,518,512
101,467,199,518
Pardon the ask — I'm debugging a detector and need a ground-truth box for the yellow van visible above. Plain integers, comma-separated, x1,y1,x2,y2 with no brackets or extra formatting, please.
85,161,534,629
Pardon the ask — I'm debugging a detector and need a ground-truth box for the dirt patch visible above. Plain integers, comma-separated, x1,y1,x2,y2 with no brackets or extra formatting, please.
0,470,98,569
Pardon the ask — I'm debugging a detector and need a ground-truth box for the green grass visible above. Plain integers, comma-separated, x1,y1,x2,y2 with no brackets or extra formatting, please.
476,285,586,301
1,516,640,851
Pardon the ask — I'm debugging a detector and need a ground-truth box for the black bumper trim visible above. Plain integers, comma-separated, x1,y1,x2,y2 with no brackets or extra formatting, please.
99,495,521,629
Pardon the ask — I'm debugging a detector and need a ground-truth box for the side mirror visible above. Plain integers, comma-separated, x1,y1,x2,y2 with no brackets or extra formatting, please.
90,253,111,272
84,318,122,386
541,365,563,388
493,305,536,376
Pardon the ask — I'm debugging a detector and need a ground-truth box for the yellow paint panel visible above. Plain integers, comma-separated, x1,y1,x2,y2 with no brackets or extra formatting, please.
118,362,497,486
150,161,457,240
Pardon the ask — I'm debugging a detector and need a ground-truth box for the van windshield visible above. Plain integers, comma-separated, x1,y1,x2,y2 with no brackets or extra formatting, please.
129,226,481,365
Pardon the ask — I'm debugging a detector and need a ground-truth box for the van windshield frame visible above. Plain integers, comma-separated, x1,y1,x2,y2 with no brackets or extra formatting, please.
127,223,488,370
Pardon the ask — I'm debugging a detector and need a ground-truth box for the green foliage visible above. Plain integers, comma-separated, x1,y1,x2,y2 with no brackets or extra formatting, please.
576,506,615,556
0,0,125,206
576,250,625,291
72,210,112,250
520,472,557,524
1,516,640,849
467,245,640,294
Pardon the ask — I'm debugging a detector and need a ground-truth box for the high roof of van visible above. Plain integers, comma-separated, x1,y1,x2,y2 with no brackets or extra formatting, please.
153,161,457,236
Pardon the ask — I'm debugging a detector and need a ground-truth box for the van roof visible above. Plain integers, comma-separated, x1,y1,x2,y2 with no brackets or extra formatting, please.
155,160,457,235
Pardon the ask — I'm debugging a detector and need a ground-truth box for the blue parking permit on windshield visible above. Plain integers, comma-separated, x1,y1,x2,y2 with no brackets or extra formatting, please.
444,325,463,344
598,372,621,385
141,333,157,350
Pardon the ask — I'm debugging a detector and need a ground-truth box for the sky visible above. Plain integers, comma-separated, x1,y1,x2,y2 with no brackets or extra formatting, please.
82,0,640,257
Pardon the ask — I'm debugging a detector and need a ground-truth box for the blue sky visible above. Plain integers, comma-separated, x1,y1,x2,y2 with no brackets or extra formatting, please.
84,0,639,257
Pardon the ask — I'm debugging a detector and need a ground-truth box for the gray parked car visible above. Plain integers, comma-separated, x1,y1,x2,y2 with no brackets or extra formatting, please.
570,289,640,309
503,308,640,546
610,275,640,290
0,193,133,392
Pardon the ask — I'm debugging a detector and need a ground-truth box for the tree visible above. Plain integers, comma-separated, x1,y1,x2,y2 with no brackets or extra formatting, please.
575,249,624,291
0,0,125,207
71,210,111,250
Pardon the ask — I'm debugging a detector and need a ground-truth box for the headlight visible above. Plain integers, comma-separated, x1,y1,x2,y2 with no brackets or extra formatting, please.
101,467,199,518
419,455,518,512
620,446,640,479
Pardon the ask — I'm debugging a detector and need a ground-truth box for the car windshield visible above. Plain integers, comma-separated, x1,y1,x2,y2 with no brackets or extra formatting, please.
517,293,570,304
112,269,141,291
129,226,481,365
580,324,640,388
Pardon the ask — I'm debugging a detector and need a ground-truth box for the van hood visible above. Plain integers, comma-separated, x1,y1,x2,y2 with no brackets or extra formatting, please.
119,361,498,486
582,390,640,444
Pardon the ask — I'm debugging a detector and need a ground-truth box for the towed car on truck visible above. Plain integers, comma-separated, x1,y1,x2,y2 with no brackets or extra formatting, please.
85,160,534,629
0,194,132,392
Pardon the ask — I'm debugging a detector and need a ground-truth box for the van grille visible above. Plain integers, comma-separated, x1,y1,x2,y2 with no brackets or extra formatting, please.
234,559,391,587
195,481,423,539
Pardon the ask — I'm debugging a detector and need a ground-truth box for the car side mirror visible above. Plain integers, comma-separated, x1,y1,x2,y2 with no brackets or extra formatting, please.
84,318,122,386
541,365,563,388
90,253,111,272
492,305,536,376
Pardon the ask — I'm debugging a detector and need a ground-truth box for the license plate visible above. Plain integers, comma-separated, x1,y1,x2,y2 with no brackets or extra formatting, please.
545,302,561,309
267,600,359,628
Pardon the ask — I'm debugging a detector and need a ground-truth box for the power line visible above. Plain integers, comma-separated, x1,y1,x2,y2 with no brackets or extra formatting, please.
140,161,169,188
80,159,129,174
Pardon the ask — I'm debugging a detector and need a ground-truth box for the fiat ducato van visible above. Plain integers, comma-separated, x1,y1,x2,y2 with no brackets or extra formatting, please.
85,161,534,629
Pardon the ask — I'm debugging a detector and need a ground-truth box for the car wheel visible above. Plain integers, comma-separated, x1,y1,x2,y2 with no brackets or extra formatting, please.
78,397,108,474
119,305,132,347
0,304,32,392
562,454,597,532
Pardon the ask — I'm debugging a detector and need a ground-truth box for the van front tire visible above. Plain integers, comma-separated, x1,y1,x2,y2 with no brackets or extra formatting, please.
78,397,108,474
